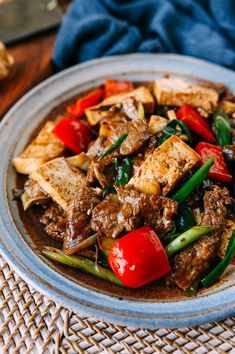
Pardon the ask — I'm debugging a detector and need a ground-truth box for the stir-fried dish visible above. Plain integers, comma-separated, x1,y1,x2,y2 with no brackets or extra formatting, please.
13,78,235,295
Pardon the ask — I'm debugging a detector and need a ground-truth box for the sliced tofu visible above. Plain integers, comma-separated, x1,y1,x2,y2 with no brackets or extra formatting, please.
85,86,154,125
31,157,86,212
149,115,168,134
154,78,219,114
13,121,65,175
127,135,200,196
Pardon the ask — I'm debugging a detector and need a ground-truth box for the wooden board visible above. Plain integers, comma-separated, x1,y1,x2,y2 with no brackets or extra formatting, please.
0,31,56,119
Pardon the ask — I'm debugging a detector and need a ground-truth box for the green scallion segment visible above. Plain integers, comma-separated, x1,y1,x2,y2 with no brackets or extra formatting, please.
113,157,131,186
172,158,214,204
98,133,128,161
137,102,145,120
213,108,232,147
40,247,124,287
175,120,193,143
158,119,192,145
165,226,213,257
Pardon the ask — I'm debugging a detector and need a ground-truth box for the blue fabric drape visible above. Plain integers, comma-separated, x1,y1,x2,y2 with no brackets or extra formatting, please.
53,0,235,71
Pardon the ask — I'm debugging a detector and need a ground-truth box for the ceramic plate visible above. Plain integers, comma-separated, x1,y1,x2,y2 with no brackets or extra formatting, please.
0,54,235,328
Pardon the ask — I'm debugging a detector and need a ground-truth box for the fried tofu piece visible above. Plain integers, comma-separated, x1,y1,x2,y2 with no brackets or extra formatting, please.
154,78,218,114
85,86,154,125
13,121,65,175
31,157,86,212
127,135,200,196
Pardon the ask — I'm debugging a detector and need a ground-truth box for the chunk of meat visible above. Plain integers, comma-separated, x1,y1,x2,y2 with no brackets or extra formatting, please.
142,136,158,160
218,219,235,259
89,163,108,188
127,135,200,195
169,233,220,291
86,115,150,171
87,135,109,161
64,186,102,254
85,86,154,125
169,185,233,290
40,203,67,242
91,189,143,238
154,78,218,114
121,97,140,120
13,121,65,175
91,188,177,238
141,195,178,237
104,116,150,156
200,185,233,229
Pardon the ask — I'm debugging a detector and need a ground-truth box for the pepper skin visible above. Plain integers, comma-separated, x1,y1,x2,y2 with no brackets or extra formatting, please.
67,88,104,117
195,142,232,183
108,226,171,288
176,104,216,143
104,80,133,98
53,118,92,154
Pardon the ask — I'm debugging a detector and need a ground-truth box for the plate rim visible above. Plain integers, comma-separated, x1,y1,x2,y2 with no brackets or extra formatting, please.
1,53,235,329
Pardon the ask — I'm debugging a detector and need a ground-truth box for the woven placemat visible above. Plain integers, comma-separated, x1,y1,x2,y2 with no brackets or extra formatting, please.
1,254,235,354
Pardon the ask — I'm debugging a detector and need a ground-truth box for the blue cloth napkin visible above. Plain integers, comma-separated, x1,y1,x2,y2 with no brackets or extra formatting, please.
53,0,235,71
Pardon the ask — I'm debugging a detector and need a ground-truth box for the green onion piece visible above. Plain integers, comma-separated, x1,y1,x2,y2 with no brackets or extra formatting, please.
172,158,214,204
201,231,235,288
112,157,119,169
40,247,124,287
175,205,196,232
98,133,128,161
213,108,232,147
164,232,181,244
116,157,131,186
165,226,213,257
164,206,196,245
158,119,192,145
98,235,118,257
176,120,193,143
137,102,145,120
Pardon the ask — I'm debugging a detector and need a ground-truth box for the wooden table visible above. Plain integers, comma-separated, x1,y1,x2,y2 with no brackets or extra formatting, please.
0,30,57,119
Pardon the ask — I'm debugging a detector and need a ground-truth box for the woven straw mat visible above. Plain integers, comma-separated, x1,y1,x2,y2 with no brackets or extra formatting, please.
1,253,235,354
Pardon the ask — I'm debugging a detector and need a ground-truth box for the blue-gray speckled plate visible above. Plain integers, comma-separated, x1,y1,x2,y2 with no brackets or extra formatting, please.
0,54,235,329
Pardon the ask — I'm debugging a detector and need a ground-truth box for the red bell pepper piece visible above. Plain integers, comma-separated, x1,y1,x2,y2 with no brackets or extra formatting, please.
53,118,92,154
176,104,216,143
108,226,171,288
67,88,104,117
195,142,232,183
104,79,134,98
